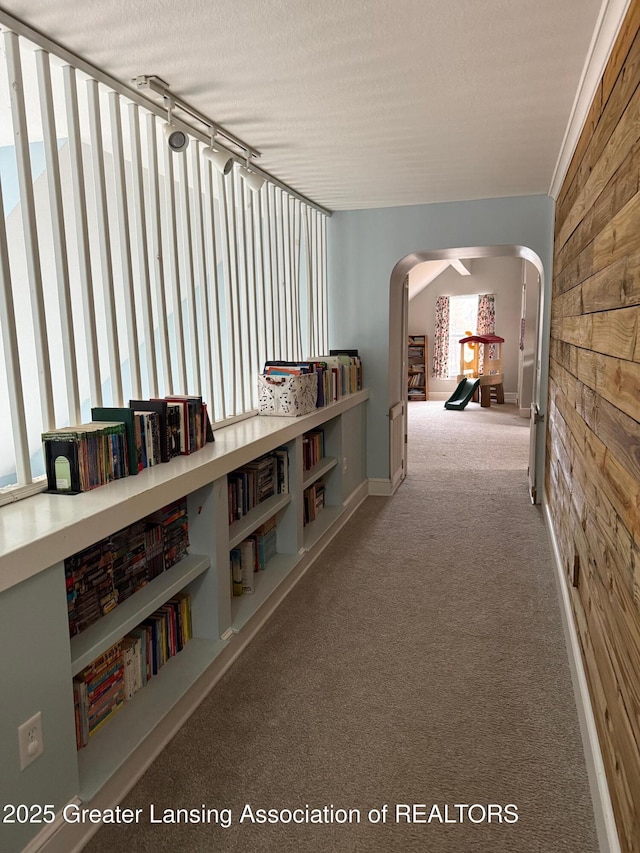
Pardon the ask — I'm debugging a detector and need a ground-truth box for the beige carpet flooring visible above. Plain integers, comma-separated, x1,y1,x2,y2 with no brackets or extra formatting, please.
83,401,599,853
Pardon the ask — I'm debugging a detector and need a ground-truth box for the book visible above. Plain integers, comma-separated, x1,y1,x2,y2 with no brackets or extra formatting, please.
239,538,256,594
129,399,171,462
91,407,139,476
163,395,203,454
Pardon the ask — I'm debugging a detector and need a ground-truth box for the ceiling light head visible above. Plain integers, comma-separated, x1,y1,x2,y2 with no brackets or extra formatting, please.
163,122,189,153
202,146,233,174
238,164,265,193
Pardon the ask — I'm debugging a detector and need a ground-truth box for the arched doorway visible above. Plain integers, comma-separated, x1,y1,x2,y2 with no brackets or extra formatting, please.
388,245,546,502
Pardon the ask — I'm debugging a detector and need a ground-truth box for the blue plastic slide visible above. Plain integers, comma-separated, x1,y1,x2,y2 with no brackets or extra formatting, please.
444,378,480,410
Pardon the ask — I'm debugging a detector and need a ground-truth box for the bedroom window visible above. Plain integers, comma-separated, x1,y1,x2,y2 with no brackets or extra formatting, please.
447,294,478,379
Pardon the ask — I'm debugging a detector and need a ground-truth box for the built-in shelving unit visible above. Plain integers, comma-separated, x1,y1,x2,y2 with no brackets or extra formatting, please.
301,417,343,549
0,390,369,851
408,335,428,401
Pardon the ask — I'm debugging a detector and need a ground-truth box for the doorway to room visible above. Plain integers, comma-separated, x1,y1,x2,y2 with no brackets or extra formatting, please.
388,245,545,503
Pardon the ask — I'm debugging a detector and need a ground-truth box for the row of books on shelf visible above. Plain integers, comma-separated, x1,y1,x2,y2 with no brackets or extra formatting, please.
65,497,189,637
408,372,426,387
262,351,362,406
43,395,214,495
72,591,193,749
230,515,278,596
303,479,325,526
227,449,289,525
303,428,326,472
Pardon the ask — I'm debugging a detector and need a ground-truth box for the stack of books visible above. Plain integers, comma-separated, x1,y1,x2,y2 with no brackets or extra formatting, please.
230,515,279,597
303,479,326,525
303,429,325,471
73,592,193,749
262,351,362,409
73,642,125,749
250,515,278,570
143,520,165,581
65,498,190,637
227,450,288,524
111,522,148,605
66,541,117,637
43,422,129,494
42,397,214,497
148,497,190,571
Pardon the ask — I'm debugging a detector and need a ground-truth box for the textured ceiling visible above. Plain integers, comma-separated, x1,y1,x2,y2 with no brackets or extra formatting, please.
0,0,604,210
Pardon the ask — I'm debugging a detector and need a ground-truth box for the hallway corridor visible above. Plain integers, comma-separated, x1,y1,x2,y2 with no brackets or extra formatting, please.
84,402,598,853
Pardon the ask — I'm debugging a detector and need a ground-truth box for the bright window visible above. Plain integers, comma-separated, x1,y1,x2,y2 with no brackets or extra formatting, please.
0,27,328,502
447,294,478,379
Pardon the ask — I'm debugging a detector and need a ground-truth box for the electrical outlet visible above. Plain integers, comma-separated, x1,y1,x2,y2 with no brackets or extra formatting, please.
18,711,44,769
343,456,348,473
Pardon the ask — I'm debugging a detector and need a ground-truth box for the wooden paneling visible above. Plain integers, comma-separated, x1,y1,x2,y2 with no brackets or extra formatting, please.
548,3,640,850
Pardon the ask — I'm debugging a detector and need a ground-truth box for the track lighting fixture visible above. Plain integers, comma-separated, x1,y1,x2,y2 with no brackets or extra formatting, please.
238,163,265,193
135,75,259,163
163,99,189,152
202,145,233,174
163,122,189,152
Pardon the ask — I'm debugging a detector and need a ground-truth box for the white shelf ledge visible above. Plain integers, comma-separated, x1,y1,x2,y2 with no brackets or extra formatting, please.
303,506,343,552
70,554,210,676
0,389,369,595
230,552,299,633
302,456,338,490
228,492,292,550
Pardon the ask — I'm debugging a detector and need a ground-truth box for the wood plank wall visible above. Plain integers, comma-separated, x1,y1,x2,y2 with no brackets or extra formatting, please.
548,2,640,850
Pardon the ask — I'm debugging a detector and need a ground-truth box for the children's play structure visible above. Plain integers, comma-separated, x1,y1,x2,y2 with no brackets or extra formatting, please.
444,333,505,410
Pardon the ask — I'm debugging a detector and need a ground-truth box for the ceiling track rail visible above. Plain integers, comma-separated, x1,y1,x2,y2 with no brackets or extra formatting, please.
0,8,332,217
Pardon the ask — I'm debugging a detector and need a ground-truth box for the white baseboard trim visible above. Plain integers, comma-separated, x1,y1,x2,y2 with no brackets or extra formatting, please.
368,478,393,496
519,406,530,418
20,799,81,853
542,497,621,853
35,481,370,853
424,391,518,404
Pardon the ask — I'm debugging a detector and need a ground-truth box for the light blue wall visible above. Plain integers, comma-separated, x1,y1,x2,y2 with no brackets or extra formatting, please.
328,194,555,480
0,564,79,853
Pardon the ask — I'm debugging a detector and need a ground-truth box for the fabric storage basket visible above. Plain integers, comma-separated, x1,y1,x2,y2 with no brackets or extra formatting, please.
258,373,318,416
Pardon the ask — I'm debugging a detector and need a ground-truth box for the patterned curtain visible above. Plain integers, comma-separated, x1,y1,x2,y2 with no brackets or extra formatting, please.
477,293,496,370
432,295,450,378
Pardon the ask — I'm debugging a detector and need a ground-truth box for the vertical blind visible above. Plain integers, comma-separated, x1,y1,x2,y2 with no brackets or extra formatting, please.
0,28,329,503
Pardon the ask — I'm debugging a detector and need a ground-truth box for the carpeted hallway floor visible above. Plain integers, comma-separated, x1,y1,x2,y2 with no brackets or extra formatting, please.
83,401,599,853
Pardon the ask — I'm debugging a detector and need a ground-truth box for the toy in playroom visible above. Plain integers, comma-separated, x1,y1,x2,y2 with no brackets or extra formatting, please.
444,333,505,410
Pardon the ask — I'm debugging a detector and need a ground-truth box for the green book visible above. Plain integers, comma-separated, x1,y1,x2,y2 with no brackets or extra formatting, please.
91,407,139,476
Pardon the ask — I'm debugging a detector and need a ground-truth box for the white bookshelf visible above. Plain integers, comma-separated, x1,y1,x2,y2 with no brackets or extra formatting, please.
0,391,369,824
